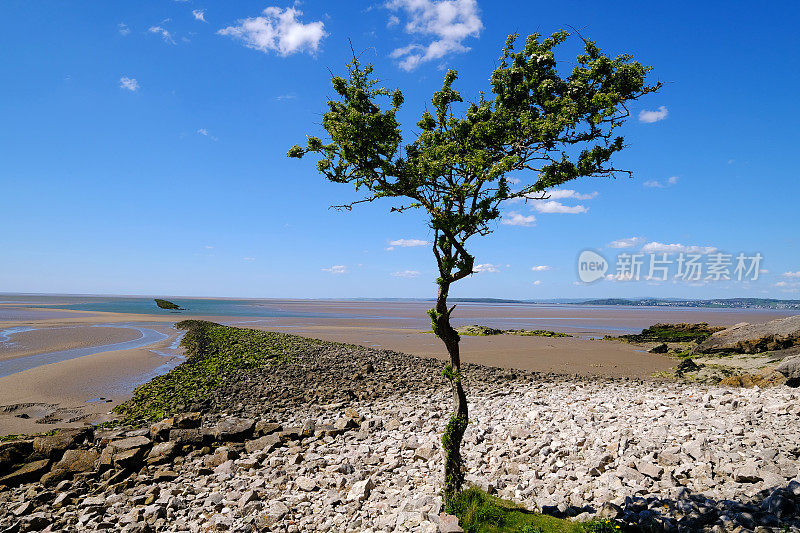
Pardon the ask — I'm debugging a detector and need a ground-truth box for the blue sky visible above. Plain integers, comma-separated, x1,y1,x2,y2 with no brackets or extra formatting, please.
1,1,799,299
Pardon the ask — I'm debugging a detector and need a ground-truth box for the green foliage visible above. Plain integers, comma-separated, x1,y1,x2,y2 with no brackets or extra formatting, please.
154,298,183,310
456,325,571,337
612,323,723,343
111,321,318,426
289,32,659,276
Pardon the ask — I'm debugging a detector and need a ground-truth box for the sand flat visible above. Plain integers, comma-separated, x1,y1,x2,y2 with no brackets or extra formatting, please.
0,326,142,361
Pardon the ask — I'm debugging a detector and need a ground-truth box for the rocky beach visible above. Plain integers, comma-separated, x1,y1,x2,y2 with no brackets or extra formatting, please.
2,321,800,532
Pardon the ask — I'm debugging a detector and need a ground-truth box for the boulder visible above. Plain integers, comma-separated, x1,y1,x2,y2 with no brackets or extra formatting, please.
212,418,255,442
0,440,33,475
32,428,92,459
149,418,174,442
174,412,202,429
438,513,463,533
145,441,178,465
244,434,282,454
696,315,800,354
0,459,50,486
168,428,203,445
347,478,374,502
776,355,800,385
254,422,282,436
54,448,99,473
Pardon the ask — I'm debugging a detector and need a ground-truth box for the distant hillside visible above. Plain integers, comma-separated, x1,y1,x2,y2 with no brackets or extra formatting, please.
577,298,800,310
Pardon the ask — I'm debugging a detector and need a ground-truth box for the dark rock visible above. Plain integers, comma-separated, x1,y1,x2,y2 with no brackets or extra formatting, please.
149,419,174,442
32,428,92,459
649,343,669,353
675,358,701,377
212,418,255,442
0,459,50,486
0,440,33,476
244,435,282,454
168,429,203,445
173,412,202,429
145,442,177,465
254,422,282,436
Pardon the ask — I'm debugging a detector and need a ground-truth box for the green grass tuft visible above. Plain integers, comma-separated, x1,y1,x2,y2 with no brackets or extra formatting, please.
445,487,632,533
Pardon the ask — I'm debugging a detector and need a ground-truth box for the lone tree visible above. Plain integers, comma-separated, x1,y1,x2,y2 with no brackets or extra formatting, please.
289,31,659,502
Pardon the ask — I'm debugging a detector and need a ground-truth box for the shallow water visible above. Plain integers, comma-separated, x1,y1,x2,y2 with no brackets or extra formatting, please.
0,325,168,379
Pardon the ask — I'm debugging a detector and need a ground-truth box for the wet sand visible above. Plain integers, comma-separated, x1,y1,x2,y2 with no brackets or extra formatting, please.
0,326,141,361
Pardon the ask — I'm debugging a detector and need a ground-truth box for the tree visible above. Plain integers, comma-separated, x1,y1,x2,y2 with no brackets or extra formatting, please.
288,30,660,502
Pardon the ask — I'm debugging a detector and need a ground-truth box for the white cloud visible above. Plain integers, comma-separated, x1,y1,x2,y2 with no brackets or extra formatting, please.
119,76,140,91
322,265,348,274
387,15,400,27
148,25,176,44
531,265,552,271
218,7,326,57
391,270,421,278
782,271,800,278
197,128,218,141
501,212,536,227
118,23,131,36
193,9,206,22
608,237,644,249
473,263,499,273
387,0,483,71
639,106,668,123
275,93,297,101
243,257,255,261
532,280,542,286
640,242,718,254
533,201,588,214
388,238,429,247
544,189,598,200
644,176,679,188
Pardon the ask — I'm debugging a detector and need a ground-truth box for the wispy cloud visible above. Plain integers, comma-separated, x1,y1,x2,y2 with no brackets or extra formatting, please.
608,237,644,249
532,280,542,286
640,242,718,254
388,238,429,248
544,189,598,201
243,257,255,261
391,269,420,278
322,265,348,274
639,106,668,123
197,128,218,141
782,271,800,278
533,201,588,214
118,23,131,36
193,9,206,22
387,0,483,71
501,212,536,227
119,76,140,91
643,176,679,188
473,263,499,273
148,25,176,44
218,7,326,56
531,265,552,272
275,93,297,101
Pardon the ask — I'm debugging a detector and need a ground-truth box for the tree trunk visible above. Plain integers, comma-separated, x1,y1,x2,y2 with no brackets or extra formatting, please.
433,281,468,503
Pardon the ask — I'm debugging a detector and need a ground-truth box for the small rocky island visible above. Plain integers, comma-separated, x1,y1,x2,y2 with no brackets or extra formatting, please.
154,299,184,311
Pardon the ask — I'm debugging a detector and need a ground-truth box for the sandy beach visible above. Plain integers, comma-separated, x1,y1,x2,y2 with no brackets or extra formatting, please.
0,298,794,436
